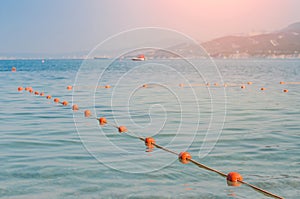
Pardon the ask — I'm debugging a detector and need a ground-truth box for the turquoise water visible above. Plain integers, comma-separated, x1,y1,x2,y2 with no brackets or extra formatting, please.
0,59,299,198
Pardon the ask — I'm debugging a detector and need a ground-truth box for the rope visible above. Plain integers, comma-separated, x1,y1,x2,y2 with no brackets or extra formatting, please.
99,120,284,199
18,85,285,199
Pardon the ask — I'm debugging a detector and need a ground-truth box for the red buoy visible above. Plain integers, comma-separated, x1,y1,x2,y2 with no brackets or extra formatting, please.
98,117,107,125
11,67,16,72
46,95,52,99
40,92,45,96
54,98,60,103
227,172,243,186
84,110,91,117
179,151,192,164
118,126,127,133
227,172,243,182
25,87,32,91
62,101,68,106
18,87,23,91
72,104,79,111
145,137,155,146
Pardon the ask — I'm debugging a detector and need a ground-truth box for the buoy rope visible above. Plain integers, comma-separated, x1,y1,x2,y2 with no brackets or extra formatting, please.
240,181,283,199
18,85,285,199
94,118,284,199
105,120,284,199
188,159,227,177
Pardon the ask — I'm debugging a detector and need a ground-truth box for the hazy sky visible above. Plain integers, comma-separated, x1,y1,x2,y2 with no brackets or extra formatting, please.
1,0,300,54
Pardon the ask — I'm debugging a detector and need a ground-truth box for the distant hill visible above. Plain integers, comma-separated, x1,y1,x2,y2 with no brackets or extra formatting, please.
141,22,300,59
202,22,300,58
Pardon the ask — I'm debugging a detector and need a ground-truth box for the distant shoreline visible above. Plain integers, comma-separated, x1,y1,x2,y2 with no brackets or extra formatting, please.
1,57,300,61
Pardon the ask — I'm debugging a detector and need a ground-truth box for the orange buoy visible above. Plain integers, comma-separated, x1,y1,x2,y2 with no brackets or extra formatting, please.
224,83,228,87
118,126,127,133
98,117,107,125
241,85,246,89
206,83,210,86
260,87,266,91
179,83,184,87
11,67,16,72
18,87,23,91
214,83,219,86
84,110,91,117
227,172,243,182
46,95,52,99
62,101,68,106
34,91,39,95
40,92,45,96
142,84,148,88
145,137,155,146
179,151,192,164
67,85,72,90
54,98,60,103
247,81,253,85
28,88,33,93
72,104,79,111
105,85,111,89
280,81,285,84
227,172,243,186
283,89,288,93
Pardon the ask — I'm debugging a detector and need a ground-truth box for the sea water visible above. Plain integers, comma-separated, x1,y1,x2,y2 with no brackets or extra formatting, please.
0,59,299,198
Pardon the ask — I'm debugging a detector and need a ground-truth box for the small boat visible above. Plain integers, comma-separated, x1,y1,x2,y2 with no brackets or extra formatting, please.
132,54,146,61
94,56,109,60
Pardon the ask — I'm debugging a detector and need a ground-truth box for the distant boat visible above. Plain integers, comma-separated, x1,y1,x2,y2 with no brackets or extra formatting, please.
132,54,146,61
94,56,109,60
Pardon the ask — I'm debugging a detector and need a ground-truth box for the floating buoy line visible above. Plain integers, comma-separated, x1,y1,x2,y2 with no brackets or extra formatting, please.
16,83,289,199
